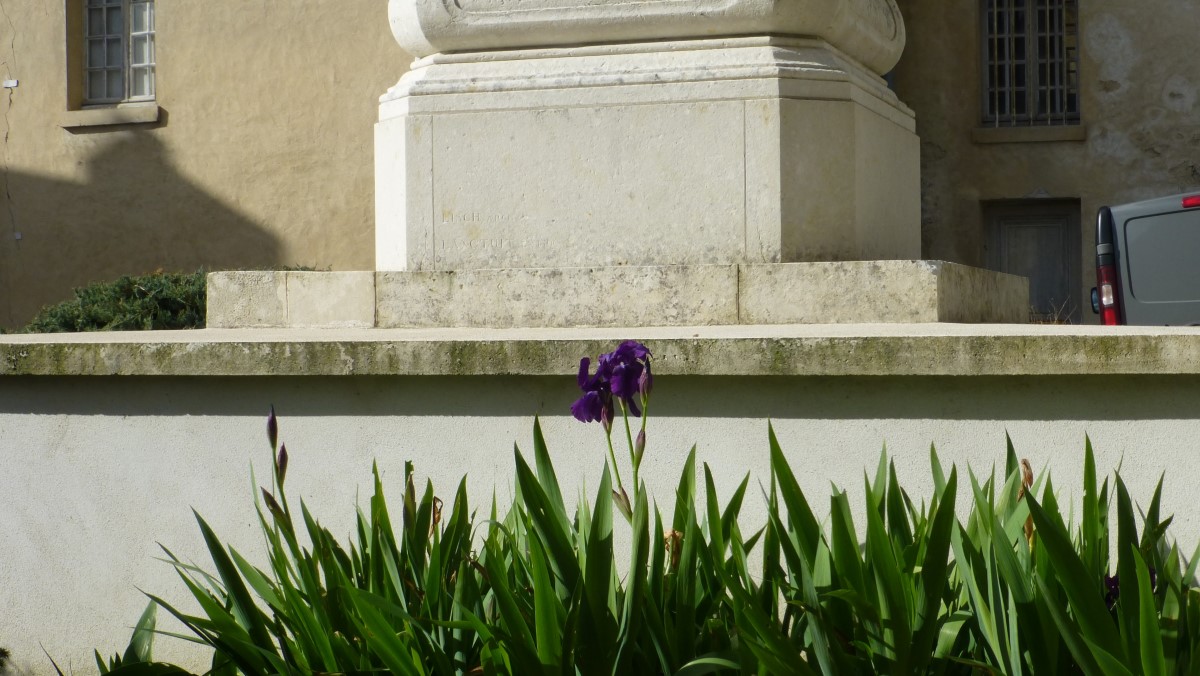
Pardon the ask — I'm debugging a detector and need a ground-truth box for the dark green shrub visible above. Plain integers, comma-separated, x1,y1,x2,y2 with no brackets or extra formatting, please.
23,270,205,332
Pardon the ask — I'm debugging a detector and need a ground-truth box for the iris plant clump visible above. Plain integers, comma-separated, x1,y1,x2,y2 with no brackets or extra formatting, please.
91,339,1200,675
571,340,652,520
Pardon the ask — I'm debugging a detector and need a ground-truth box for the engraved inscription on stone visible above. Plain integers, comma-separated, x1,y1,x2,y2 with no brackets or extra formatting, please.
415,210,550,264
424,236,551,262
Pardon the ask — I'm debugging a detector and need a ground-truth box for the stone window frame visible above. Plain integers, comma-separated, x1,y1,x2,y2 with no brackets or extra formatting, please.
979,0,1080,128
62,0,160,129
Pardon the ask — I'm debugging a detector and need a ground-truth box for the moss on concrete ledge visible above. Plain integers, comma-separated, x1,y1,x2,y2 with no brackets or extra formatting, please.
1,327,1200,377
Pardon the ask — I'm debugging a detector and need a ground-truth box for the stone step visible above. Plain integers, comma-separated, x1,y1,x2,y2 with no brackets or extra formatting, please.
206,261,1028,329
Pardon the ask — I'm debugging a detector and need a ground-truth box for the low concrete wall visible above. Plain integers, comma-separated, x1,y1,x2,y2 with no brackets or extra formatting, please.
3,325,1200,673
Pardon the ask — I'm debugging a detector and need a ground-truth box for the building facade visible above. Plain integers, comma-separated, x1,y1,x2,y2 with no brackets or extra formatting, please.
895,0,1200,322
1,1,1195,327
0,2,397,328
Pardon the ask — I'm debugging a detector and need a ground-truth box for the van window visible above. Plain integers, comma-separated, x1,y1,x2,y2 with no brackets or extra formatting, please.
1125,211,1200,302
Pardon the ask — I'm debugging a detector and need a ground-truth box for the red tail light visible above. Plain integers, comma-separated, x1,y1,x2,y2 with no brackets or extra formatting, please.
1183,195,1200,209
1096,263,1122,325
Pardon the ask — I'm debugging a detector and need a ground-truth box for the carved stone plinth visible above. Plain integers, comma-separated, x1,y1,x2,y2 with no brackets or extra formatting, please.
376,0,921,272
388,0,906,76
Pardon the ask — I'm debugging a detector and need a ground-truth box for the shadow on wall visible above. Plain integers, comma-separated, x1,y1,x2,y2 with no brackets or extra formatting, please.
0,123,281,328
4,375,1200,424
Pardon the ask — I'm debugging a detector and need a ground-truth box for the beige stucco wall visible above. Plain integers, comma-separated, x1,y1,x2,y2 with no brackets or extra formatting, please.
894,1,1200,322
0,2,402,328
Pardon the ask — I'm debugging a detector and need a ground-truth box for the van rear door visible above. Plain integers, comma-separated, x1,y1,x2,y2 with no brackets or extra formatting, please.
1100,193,1200,325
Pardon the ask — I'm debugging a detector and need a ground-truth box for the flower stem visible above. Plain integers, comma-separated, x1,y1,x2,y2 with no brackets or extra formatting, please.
604,426,625,495
637,398,649,474
620,402,639,492
639,397,650,440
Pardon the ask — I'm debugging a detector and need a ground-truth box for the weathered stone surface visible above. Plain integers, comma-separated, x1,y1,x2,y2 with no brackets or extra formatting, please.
420,99,744,269
5,324,1200,378
286,272,376,328
206,271,287,328
210,263,1023,329
741,261,939,323
376,38,920,272
738,261,1028,323
207,272,375,329
376,266,739,328
933,261,1029,323
388,0,906,76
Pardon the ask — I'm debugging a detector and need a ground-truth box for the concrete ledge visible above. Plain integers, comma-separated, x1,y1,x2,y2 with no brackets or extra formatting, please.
3,324,1200,377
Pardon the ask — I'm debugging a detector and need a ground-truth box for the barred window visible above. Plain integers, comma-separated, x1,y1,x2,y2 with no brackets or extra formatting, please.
981,0,1079,126
84,0,155,104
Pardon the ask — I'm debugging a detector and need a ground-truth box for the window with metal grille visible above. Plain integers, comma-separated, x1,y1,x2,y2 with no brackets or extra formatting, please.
84,0,155,104
981,0,1078,126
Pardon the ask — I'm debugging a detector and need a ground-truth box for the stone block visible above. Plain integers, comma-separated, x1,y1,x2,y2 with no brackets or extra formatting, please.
376,266,739,328
205,271,287,329
738,261,1029,324
376,37,921,272
208,263,1026,329
934,261,1030,323
417,100,745,270
285,272,376,328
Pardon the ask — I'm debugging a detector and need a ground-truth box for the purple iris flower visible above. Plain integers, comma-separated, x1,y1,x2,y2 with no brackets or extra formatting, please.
1104,574,1120,609
1104,566,1158,610
571,357,613,424
608,341,652,416
613,340,651,362
571,341,653,422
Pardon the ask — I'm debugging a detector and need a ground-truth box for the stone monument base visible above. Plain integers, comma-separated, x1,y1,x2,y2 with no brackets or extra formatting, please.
375,37,921,272
206,262,1029,329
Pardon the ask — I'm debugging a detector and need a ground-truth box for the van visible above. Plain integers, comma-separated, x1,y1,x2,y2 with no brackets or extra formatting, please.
1092,192,1200,325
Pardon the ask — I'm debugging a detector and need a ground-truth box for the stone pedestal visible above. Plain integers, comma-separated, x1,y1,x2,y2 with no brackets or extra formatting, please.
204,0,1029,328
375,0,920,271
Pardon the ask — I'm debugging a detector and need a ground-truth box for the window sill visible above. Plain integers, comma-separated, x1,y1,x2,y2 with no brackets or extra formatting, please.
971,125,1087,144
60,102,159,129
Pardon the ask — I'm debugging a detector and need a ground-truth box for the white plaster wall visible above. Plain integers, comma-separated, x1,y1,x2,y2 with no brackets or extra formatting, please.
3,374,1200,673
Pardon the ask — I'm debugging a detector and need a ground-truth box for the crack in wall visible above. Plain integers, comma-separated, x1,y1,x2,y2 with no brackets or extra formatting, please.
2,88,15,240
0,0,16,326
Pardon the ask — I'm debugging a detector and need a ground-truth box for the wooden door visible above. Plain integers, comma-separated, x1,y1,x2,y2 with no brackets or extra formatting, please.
984,200,1081,323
